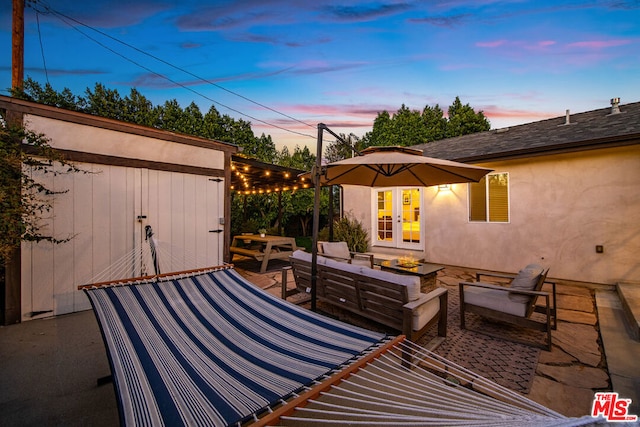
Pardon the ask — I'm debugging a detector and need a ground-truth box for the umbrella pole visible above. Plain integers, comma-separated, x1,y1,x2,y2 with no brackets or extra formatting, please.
310,124,325,311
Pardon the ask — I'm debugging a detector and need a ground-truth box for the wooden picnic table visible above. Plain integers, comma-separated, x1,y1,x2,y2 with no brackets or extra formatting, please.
230,234,298,273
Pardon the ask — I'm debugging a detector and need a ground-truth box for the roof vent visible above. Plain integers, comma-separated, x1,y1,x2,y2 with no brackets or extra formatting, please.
564,109,570,125
610,97,621,114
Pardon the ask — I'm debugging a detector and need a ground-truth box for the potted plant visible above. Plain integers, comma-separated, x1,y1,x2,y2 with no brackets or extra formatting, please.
258,228,267,238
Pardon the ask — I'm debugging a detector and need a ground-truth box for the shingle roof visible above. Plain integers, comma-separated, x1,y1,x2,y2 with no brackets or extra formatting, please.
413,101,640,163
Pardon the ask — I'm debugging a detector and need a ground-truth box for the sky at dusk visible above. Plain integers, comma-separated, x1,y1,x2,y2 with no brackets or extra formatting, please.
2,0,639,150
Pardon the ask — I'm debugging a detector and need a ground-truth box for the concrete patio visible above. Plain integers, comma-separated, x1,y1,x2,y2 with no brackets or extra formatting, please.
0,260,638,425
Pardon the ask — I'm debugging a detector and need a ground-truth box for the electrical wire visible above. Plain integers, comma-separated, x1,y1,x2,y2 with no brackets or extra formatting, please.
27,0,317,140
35,11,49,84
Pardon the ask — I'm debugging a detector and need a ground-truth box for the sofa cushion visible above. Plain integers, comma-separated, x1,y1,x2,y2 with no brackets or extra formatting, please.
292,249,311,261
509,264,544,303
350,257,372,268
323,256,364,275
292,249,327,264
464,285,528,317
412,297,440,331
359,267,420,301
321,242,351,260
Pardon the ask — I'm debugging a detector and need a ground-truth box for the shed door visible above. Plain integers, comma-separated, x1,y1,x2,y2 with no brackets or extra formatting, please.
135,170,224,275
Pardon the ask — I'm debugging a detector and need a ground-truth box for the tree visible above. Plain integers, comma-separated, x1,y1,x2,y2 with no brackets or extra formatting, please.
12,78,79,111
324,133,363,162
122,88,157,127
242,133,276,163
422,104,447,141
364,97,491,147
181,102,205,136
202,105,223,140
0,120,84,261
82,83,125,120
445,96,490,137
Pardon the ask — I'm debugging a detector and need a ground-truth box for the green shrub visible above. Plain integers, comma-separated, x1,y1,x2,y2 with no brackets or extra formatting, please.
333,214,369,253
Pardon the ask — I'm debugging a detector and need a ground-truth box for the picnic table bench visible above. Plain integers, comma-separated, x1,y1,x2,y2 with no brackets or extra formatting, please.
230,234,298,273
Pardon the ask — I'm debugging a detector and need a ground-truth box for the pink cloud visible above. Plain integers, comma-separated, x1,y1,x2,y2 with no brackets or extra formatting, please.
567,39,632,49
481,105,558,121
476,40,508,48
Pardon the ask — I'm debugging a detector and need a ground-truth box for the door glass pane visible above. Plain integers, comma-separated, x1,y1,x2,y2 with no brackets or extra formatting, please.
376,190,393,241
401,189,420,243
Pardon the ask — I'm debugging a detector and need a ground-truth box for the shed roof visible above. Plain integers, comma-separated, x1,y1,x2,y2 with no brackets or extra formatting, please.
413,100,640,163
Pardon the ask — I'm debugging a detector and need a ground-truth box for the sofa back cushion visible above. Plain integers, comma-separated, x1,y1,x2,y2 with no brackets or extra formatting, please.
291,249,328,264
359,267,421,301
320,242,351,259
508,264,544,303
323,256,365,275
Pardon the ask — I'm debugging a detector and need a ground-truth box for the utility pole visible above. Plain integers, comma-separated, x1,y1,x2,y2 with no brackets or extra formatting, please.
2,0,25,325
12,0,25,91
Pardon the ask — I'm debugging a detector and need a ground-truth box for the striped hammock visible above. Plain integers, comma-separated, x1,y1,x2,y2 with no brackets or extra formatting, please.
83,266,598,427
83,266,386,426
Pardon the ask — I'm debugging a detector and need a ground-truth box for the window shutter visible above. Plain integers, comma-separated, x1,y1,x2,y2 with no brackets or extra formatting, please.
469,178,487,221
488,173,509,222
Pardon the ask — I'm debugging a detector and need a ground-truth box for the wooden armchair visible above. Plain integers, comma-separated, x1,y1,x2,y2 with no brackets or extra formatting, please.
459,264,557,350
317,241,374,268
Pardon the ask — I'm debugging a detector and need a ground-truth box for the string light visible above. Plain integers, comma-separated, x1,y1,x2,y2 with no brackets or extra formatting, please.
230,159,312,195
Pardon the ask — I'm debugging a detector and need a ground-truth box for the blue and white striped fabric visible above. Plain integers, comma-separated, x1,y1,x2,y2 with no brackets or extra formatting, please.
85,267,386,427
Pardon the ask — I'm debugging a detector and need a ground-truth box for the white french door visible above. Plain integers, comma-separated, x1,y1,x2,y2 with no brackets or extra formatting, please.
374,187,422,250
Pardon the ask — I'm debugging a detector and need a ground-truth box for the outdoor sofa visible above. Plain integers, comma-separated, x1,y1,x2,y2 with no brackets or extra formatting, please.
282,250,448,343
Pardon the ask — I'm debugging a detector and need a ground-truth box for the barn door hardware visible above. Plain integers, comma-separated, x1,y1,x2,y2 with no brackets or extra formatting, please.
209,229,223,233
208,178,223,182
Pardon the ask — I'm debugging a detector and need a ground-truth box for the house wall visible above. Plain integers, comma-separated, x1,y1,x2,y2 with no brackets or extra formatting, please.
18,114,229,321
343,144,640,285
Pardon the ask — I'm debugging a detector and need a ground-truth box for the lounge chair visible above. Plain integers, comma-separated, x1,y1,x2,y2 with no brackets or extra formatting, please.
459,264,557,350
317,241,374,268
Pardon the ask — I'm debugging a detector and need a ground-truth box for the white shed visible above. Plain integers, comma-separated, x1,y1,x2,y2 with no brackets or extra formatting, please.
0,96,238,322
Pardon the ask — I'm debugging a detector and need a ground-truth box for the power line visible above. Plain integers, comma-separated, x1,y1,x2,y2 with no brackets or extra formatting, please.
28,1,317,140
35,11,49,84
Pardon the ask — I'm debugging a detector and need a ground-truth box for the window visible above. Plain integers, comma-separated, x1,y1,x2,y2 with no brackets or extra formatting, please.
469,172,509,222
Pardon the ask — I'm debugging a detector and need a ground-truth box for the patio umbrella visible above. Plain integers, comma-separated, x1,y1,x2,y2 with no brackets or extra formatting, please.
313,145,492,187
306,138,493,310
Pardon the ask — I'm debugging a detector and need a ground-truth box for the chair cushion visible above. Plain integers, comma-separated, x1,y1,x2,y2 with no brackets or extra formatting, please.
359,267,421,301
412,297,440,331
464,285,528,317
321,242,351,259
509,264,544,303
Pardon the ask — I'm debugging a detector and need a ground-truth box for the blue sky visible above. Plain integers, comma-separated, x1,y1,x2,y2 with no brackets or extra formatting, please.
2,0,639,150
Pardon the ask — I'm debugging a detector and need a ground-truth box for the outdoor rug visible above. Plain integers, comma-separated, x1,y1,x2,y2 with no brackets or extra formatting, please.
418,285,543,394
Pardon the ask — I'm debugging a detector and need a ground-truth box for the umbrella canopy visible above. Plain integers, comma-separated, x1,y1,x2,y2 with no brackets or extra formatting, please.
315,146,492,187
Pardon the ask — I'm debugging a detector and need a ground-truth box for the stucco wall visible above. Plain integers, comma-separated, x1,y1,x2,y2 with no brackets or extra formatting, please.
343,145,640,285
